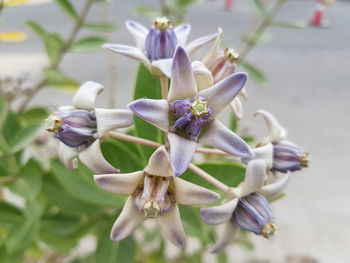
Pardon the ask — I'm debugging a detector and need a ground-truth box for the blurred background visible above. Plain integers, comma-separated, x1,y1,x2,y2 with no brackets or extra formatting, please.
0,0,349,262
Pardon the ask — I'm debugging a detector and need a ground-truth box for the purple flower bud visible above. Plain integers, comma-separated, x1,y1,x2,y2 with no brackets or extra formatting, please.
145,18,177,61
233,193,276,238
169,96,212,142
45,110,97,148
272,140,309,173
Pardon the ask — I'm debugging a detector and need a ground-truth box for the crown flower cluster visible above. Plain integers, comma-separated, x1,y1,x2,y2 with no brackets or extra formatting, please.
45,17,309,252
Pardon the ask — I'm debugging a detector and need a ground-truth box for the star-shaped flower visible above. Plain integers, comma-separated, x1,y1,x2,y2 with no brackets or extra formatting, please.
242,110,309,173
94,146,220,248
45,81,134,173
103,18,220,77
128,46,253,176
200,159,290,253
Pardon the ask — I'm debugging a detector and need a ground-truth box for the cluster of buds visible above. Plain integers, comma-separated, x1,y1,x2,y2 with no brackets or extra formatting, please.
45,18,309,252
0,73,33,102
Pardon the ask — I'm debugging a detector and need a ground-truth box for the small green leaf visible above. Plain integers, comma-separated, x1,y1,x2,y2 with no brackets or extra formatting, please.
84,22,118,32
133,64,163,159
69,37,107,52
241,62,266,85
8,124,41,154
271,21,308,29
179,206,203,238
18,107,48,125
217,252,228,263
55,0,78,19
229,115,238,132
0,202,23,230
44,68,80,91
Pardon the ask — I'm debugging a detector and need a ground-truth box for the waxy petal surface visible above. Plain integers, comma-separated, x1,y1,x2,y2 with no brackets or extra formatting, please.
238,160,267,197
260,173,291,201
144,146,173,177
103,43,150,67
125,20,148,49
174,24,191,46
200,198,238,225
255,110,287,142
186,31,220,56
210,222,239,253
192,61,213,91
73,81,103,111
58,142,78,169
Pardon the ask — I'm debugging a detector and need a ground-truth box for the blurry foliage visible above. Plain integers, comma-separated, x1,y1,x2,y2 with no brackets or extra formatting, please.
0,0,308,261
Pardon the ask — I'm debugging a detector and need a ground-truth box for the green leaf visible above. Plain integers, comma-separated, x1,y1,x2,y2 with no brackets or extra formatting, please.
3,111,21,143
133,64,163,159
101,140,145,173
179,206,203,238
8,124,41,154
27,21,63,63
217,252,228,263
18,107,48,125
84,22,118,32
55,0,78,19
51,160,124,206
182,162,246,191
44,68,80,91
229,115,238,132
241,62,266,85
0,202,23,230
9,160,42,200
42,175,103,216
69,37,107,52
271,21,308,29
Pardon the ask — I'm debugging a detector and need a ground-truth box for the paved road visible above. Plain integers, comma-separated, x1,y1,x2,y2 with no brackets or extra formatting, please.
1,0,350,262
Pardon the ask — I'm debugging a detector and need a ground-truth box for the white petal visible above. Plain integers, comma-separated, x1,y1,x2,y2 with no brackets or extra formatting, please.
125,20,148,50
144,146,173,177
110,197,145,241
200,198,238,225
173,177,219,205
260,173,291,201
210,222,239,253
58,105,75,111
168,132,198,177
73,81,103,111
103,43,150,67
58,142,78,169
199,72,247,116
230,97,243,120
95,108,134,138
238,159,267,197
174,24,191,46
152,58,173,78
128,99,169,132
255,110,287,142
240,87,248,101
94,171,144,194
242,143,274,168
199,120,253,157
192,61,213,91
185,30,221,56
202,27,223,65
79,139,119,174
156,205,186,248
168,46,197,101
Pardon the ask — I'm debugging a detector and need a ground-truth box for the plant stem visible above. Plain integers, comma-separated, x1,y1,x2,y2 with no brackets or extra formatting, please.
160,76,168,99
238,0,286,63
108,131,230,156
189,163,233,194
17,0,94,112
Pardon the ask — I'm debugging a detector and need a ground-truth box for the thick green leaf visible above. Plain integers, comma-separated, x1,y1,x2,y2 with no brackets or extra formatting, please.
55,0,78,19
44,68,80,91
133,64,163,159
182,162,246,191
101,140,144,173
0,202,23,230
69,37,107,52
179,206,203,239
8,124,41,154
42,175,103,216
18,107,48,125
51,160,124,206
3,111,21,143
83,22,118,32
9,160,42,200
241,62,266,85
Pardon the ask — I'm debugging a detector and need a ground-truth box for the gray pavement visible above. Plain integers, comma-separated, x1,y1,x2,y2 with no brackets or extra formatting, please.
1,0,350,262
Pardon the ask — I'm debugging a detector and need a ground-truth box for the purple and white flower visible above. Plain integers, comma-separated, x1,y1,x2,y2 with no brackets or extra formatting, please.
242,110,309,173
200,159,290,253
128,46,253,176
45,81,133,173
103,18,220,77
94,146,220,248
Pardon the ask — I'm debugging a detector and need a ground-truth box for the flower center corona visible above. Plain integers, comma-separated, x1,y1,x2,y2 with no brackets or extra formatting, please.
45,113,62,133
224,48,239,64
261,221,277,238
190,98,209,117
154,17,171,30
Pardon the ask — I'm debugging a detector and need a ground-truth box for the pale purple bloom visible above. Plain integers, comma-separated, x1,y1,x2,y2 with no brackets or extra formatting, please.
242,110,309,173
94,146,220,248
103,18,220,77
128,46,253,176
200,159,289,253
45,81,134,173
